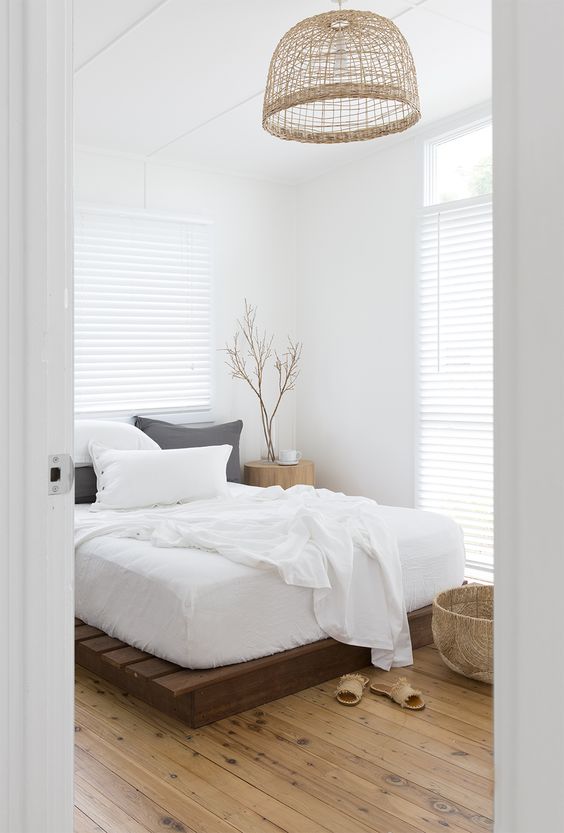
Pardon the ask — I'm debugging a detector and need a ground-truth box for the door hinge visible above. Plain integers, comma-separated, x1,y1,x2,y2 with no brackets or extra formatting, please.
48,453,74,495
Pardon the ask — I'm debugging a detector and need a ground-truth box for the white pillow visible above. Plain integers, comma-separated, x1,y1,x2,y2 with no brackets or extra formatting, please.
75,420,159,466
89,442,232,510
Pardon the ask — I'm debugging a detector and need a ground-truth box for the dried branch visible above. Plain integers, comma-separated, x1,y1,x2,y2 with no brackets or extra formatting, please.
224,301,303,462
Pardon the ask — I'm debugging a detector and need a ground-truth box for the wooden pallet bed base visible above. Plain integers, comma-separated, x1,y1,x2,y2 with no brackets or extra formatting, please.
75,605,433,727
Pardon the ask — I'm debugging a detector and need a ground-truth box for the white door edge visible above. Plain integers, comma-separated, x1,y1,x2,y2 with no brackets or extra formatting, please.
494,1,564,830
0,1,74,831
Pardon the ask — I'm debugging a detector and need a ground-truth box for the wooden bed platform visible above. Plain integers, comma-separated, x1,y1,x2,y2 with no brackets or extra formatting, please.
75,605,433,727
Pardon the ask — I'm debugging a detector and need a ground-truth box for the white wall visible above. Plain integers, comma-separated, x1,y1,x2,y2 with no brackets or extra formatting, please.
296,140,419,505
77,139,422,505
75,149,298,465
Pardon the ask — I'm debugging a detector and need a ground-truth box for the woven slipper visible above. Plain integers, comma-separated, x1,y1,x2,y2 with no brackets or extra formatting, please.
370,676,425,710
335,673,371,706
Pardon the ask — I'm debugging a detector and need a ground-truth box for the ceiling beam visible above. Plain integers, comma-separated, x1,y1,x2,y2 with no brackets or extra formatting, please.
145,90,265,158
416,2,489,34
74,0,172,74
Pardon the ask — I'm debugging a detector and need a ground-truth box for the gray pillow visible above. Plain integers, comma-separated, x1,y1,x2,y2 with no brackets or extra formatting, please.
75,465,97,504
135,417,243,483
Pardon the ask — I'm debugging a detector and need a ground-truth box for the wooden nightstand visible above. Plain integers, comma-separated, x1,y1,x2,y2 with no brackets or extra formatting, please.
244,459,315,489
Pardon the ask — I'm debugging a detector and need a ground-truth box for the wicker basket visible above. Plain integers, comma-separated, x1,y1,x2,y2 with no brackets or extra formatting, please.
432,585,493,684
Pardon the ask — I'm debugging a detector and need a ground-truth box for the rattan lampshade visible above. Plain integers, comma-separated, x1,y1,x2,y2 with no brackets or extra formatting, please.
263,8,421,144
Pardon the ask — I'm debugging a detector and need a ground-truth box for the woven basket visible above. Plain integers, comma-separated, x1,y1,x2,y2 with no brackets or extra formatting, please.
432,585,493,684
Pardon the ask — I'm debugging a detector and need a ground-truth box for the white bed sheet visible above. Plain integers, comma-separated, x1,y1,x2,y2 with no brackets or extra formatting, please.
75,484,465,668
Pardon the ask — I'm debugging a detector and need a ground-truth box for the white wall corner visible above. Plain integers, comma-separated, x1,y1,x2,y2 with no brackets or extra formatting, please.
295,138,419,505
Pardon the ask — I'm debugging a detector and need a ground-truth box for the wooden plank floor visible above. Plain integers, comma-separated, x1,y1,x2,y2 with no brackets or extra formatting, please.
74,645,493,833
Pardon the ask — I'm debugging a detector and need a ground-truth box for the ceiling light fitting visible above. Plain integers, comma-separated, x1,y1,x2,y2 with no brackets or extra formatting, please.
263,0,421,144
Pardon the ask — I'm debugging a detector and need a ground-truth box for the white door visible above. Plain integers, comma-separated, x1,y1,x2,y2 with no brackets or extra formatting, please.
0,1,74,832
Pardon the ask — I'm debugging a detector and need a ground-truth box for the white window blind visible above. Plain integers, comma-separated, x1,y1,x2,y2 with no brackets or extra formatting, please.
417,198,493,581
75,208,213,415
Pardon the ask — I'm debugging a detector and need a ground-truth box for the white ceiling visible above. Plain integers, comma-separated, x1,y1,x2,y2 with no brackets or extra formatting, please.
74,0,491,184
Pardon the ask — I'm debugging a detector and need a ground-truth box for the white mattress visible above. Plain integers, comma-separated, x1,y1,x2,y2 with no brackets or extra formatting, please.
75,484,465,668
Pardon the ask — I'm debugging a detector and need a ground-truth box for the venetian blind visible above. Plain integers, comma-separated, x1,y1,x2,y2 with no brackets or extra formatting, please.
75,209,213,415
417,198,493,581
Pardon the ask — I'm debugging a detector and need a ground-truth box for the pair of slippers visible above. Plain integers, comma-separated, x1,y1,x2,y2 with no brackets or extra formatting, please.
335,673,425,710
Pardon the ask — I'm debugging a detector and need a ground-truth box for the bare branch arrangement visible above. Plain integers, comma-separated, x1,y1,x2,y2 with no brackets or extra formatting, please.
225,300,302,462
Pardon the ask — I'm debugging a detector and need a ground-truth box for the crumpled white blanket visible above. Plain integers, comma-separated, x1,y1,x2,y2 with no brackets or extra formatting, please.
75,485,413,669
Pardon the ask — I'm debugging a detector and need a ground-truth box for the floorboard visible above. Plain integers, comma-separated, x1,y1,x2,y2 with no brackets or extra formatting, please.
75,645,493,833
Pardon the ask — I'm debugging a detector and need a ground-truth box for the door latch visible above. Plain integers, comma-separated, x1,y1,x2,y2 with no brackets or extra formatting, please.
48,453,74,495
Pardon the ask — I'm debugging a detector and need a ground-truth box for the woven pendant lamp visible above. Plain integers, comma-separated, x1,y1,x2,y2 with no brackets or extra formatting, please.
263,0,420,144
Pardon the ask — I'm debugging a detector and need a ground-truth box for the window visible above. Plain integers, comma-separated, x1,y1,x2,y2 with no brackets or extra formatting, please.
75,208,213,416
427,121,492,205
417,119,493,582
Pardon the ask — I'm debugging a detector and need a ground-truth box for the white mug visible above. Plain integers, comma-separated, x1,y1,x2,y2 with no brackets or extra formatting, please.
279,449,302,464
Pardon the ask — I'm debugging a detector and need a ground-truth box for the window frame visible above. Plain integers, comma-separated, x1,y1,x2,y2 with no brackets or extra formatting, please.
74,204,216,424
422,112,492,209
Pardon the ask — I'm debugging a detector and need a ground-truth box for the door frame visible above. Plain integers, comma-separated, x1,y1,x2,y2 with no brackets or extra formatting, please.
0,1,74,831
3,1,564,831
493,1,564,831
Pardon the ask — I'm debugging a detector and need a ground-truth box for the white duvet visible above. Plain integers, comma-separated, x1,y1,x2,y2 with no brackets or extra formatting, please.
75,484,413,669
